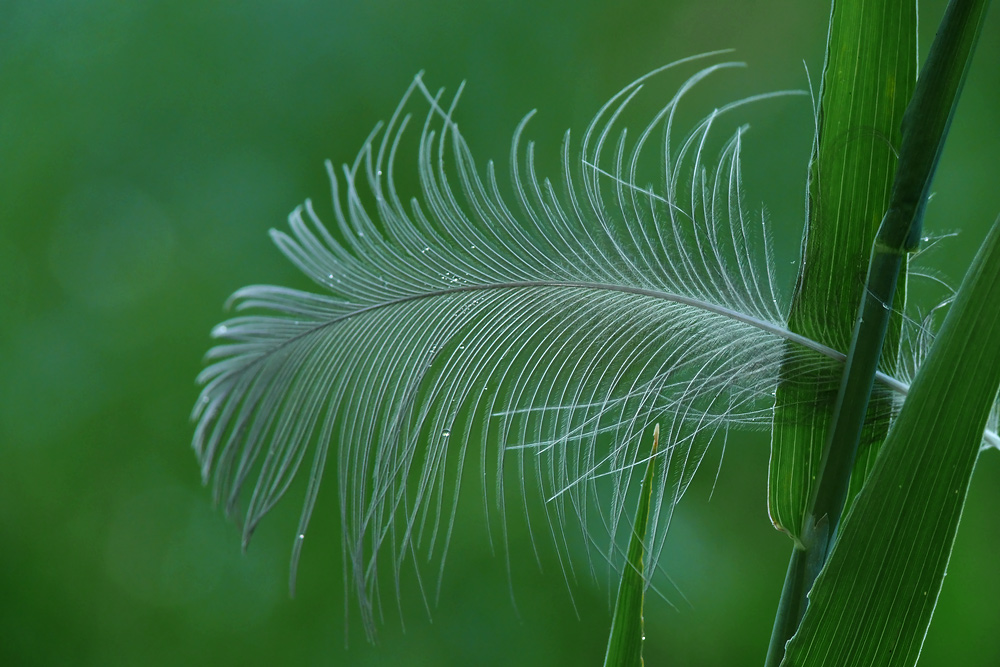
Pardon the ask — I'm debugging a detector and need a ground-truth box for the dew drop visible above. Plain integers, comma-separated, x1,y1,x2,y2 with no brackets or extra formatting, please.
441,430,451,438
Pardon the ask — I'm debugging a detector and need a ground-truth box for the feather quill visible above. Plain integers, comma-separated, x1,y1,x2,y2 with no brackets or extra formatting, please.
192,53,999,634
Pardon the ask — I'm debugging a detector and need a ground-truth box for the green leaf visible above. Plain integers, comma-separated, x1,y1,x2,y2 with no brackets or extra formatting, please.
780,2,994,662
782,213,1000,666
768,0,992,660
805,0,992,555
765,0,917,658
769,0,917,547
603,425,660,667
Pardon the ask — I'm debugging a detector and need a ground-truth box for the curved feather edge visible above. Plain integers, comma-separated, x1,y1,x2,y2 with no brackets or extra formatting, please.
191,54,1000,636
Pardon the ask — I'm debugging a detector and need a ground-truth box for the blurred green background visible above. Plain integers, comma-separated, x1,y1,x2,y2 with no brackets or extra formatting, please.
2,1,999,665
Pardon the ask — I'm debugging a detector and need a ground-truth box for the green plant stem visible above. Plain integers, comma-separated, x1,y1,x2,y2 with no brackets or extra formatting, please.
802,243,905,560
766,0,991,662
765,547,809,667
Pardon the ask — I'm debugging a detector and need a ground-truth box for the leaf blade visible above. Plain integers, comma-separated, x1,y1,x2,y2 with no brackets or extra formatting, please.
768,0,918,543
782,213,1000,666
603,425,659,667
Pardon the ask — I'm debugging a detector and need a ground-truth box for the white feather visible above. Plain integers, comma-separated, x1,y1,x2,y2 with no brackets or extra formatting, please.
191,53,999,635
